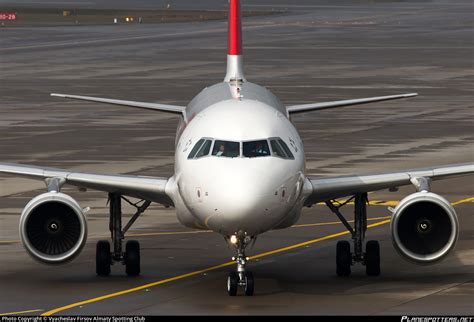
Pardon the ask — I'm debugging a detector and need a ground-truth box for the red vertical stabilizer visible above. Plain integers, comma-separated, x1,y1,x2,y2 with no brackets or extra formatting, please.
228,0,242,55
225,0,246,82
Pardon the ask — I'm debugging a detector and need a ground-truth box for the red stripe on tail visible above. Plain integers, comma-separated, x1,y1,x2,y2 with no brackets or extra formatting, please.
228,0,242,55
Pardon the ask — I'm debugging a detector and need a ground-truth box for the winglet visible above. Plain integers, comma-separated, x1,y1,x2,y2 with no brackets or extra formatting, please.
224,0,246,82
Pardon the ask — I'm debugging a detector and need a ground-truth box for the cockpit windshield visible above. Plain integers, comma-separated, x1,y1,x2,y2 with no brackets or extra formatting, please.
243,140,270,158
212,140,240,158
187,137,295,160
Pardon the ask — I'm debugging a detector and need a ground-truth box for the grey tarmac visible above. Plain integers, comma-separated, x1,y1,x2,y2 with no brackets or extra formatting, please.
0,0,473,316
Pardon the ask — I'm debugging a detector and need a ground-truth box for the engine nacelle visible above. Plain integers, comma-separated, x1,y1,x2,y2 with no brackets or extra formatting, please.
391,191,458,265
19,192,87,264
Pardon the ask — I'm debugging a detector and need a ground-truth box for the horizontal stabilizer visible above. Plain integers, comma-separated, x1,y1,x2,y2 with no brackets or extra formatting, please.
287,93,418,114
51,93,186,115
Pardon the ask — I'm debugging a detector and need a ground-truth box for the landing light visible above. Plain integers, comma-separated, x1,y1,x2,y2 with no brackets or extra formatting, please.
230,235,238,244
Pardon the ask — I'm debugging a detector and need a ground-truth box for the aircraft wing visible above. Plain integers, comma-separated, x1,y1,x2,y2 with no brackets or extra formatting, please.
0,163,174,206
287,93,417,114
304,163,474,205
51,93,186,115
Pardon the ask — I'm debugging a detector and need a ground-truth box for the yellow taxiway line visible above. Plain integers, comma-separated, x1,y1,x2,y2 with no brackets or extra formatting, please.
315,199,400,207
0,240,19,244
252,220,390,260
127,230,212,237
0,309,44,316
292,216,391,228
41,219,389,316
0,230,214,244
451,196,474,206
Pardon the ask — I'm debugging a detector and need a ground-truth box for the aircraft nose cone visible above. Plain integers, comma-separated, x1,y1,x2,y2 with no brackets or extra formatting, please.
208,175,272,231
197,160,290,235
215,177,268,216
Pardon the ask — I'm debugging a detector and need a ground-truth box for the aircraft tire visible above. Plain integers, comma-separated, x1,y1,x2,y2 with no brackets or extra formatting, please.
336,240,351,276
96,240,111,276
365,240,381,276
244,271,254,296
227,272,238,296
125,240,140,276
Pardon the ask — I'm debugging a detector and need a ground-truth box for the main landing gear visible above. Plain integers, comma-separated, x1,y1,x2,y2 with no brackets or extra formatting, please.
326,193,381,277
226,235,255,296
96,193,151,277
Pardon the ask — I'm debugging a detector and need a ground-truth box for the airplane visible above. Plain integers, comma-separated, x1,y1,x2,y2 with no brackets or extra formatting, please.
1,0,473,297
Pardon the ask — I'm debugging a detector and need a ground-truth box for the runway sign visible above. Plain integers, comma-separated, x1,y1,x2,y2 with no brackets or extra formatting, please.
0,12,17,21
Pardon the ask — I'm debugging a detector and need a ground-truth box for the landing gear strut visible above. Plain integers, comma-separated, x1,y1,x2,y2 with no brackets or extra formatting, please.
227,235,255,296
326,193,380,277
96,193,151,276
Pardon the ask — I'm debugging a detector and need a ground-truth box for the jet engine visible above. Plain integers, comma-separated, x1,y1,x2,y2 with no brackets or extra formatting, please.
19,192,87,264
391,191,458,265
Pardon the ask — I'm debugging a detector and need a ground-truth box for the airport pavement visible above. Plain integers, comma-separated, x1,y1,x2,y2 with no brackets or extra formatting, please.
0,0,473,316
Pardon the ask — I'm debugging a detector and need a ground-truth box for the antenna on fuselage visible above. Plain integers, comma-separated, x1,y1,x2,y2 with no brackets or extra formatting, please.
224,0,246,82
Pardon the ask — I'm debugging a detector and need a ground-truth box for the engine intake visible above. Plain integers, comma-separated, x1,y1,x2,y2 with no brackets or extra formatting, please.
391,191,458,265
19,192,87,264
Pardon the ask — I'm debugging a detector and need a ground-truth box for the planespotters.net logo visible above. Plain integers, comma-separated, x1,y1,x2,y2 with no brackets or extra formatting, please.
402,317,473,322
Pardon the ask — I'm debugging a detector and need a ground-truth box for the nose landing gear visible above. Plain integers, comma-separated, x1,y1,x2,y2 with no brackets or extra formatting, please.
227,235,255,296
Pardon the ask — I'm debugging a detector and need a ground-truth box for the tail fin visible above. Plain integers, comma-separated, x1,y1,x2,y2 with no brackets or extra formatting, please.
224,0,246,82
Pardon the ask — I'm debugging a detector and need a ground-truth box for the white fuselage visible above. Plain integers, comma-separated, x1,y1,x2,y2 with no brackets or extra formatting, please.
166,81,306,237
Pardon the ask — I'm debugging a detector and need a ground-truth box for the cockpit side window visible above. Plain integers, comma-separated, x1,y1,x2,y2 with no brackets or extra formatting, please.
243,140,270,158
270,139,287,158
187,139,205,159
212,140,240,158
269,138,295,159
195,139,212,158
278,139,295,159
